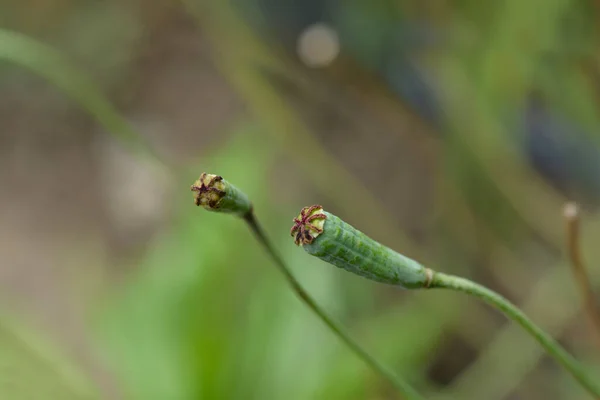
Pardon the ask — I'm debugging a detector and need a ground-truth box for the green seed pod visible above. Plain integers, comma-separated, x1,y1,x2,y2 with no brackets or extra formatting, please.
190,173,252,217
291,205,431,289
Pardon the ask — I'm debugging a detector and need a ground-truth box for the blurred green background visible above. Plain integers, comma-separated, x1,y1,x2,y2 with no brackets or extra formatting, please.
1,1,600,399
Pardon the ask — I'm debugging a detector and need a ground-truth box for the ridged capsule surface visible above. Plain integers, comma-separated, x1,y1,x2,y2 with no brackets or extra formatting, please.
300,210,428,289
216,182,251,215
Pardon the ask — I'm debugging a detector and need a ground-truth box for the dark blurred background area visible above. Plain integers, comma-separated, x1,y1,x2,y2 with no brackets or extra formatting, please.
1,1,600,399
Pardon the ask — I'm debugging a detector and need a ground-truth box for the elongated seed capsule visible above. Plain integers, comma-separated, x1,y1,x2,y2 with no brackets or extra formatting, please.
291,205,431,289
190,172,252,217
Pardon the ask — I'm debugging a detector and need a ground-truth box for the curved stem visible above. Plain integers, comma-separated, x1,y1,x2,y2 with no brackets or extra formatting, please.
430,271,600,397
243,212,423,399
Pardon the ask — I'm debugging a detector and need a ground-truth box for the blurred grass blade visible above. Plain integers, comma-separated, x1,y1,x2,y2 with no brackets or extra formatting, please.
0,313,98,399
0,28,158,162
100,127,274,399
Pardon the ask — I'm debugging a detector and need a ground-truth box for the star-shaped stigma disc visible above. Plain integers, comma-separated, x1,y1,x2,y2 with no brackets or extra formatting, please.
290,205,327,246
190,173,226,209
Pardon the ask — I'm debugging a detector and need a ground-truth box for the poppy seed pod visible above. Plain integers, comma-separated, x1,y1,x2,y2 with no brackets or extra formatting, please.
291,205,431,289
191,173,252,217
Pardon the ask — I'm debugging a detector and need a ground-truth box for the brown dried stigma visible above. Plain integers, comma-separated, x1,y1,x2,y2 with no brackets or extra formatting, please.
290,205,327,246
190,173,226,208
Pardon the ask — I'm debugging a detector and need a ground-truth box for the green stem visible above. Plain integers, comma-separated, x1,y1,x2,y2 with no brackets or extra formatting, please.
430,271,600,397
243,212,423,399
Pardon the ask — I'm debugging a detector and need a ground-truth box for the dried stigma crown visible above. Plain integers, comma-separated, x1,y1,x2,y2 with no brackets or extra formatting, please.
191,173,226,209
292,205,430,288
190,172,252,216
291,205,327,246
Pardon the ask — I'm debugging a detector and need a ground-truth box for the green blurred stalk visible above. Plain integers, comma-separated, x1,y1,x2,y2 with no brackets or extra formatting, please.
0,315,98,399
191,172,424,396
430,272,600,397
0,28,160,163
442,261,588,399
244,212,424,399
294,207,600,397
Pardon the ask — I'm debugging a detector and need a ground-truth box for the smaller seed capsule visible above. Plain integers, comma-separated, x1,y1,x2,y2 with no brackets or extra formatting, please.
291,205,431,289
191,173,252,217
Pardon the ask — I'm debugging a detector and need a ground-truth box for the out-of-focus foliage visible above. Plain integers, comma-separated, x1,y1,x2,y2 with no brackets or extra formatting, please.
0,28,156,161
0,313,97,400
1,0,600,399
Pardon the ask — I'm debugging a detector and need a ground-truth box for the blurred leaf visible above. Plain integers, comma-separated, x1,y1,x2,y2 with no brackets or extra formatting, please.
98,127,271,399
0,313,98,400
0,28,157,162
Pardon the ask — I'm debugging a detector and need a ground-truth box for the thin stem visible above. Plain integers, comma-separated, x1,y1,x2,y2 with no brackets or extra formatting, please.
430,271,600,397
242,212,423,399
564,202,600,351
